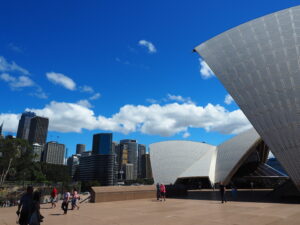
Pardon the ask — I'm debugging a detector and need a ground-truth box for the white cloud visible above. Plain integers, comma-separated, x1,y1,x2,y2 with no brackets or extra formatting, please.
0,73,34,89
1,100,251,137
199,58,214,79
224,94,234,105
0,113,20,133
89,93,101,100
166,94,194,104
80,85,94,93
138,40,157,53
182,132,190,138
146,98,159,104
0,56,29,75
77,99,93,108
46,72,76,90
30,87,48,99
0,73,15,82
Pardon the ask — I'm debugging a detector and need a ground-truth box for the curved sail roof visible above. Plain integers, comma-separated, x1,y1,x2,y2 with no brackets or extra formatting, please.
194,5,300,189
149,128,261,185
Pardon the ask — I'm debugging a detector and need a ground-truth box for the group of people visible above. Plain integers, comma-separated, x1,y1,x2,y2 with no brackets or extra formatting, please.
156,183,166,201
50,187,80,215
16,186,81,225
60,189,80,215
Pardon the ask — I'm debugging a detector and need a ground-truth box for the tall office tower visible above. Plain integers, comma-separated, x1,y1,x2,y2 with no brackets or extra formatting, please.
120,139,138,180
43,141,65,165
28,116,49,145
92,133,112,154
79,154,117,186
32,143,44,162
123,163,134,180
138,144,146,178
16,111,36,140
76,144,86,154
112,141,117,155
114,143,121,163
141,154,152,179
67,155,80,179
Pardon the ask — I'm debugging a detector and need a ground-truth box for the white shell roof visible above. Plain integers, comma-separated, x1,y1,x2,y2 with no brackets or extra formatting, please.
194,5,300,189
149,128,260,185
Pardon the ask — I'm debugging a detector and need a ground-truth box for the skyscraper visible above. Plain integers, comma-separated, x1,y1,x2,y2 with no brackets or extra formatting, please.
120,139,138,180
28,116,49,145
141,154,152,179
76,144,86,154
79,154,117,185
16,111,36,140
138,144,146,178
43,141,65,165
92,133,112,154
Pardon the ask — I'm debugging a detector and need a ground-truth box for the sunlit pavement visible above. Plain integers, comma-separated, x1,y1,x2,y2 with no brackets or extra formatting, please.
1,198,300,225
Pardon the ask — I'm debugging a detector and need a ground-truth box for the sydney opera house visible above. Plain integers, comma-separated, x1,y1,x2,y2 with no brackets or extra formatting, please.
150,5,300,190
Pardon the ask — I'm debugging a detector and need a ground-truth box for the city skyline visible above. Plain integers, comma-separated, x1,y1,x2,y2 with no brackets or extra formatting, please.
0,1,297,156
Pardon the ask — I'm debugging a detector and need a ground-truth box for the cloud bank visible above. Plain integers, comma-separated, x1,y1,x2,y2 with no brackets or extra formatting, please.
0,101,252,137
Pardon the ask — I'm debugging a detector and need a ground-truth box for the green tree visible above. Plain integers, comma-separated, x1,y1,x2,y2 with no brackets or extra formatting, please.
0,137,33,186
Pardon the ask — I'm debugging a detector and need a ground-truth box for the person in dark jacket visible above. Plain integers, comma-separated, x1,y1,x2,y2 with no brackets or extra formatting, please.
156,183,160,200
17,186,33,225
219,182,227,203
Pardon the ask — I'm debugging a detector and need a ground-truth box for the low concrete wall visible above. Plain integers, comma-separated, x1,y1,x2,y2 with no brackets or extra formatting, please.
90,185,156,203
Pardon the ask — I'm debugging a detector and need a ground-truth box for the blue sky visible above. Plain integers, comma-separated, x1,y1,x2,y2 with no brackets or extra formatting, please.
0,0,297,156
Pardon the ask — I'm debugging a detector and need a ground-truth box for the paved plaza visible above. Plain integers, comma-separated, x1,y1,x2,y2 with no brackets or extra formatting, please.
1,196,300,225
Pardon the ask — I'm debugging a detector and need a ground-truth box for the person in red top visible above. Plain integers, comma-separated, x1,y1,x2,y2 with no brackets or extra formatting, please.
160,184,166,201
50,187,58,208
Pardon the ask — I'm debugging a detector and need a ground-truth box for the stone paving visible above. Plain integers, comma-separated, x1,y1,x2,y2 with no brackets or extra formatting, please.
1,197,300,225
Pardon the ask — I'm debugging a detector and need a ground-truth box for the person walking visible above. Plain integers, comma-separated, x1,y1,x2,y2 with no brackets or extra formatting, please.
71,189,80,210
50,187,58,208
156,183,160,201
160,184,166,201
16,186,33,225
219,182,227,203
61,190,70,215
29,191,44,225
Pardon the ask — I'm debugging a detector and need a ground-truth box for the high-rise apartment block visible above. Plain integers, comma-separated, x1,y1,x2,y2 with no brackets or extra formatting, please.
43,141,65,165
28,116,49,145
92,133,112,154
76,144,86,154
16,111,36,140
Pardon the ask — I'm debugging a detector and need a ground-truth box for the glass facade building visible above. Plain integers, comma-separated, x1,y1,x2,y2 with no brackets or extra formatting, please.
92,133,112,155
16,111,36,140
